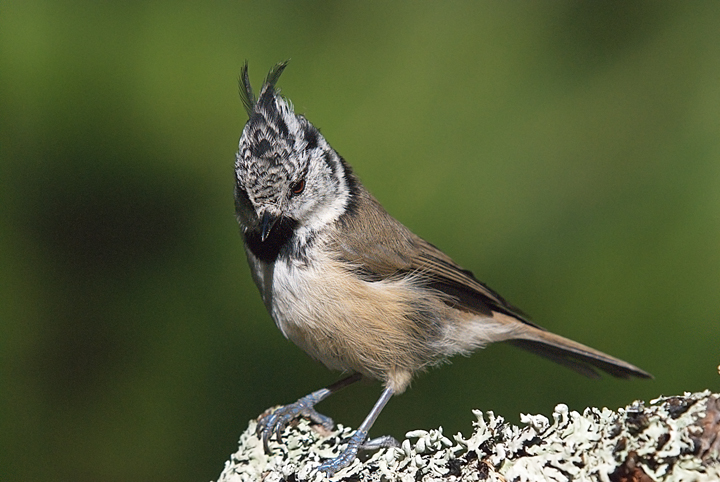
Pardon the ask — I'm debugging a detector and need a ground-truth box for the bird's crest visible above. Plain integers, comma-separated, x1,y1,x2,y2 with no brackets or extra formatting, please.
239,60,290,117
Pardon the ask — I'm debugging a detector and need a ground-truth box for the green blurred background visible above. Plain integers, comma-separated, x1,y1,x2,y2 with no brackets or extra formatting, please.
2,2,719,481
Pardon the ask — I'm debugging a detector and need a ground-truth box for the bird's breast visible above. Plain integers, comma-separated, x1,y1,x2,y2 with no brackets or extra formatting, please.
260,249,456,392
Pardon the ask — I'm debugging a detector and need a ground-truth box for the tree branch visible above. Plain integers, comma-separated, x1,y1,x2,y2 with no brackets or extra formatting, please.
218,390,720,482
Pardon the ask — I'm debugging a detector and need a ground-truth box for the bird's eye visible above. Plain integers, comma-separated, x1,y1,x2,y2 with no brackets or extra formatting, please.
290,178,306,196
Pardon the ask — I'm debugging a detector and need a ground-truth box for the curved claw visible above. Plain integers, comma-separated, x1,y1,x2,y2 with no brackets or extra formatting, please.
256,410,292,452
317,430,368,476
361,435,400,450
257,392,335,453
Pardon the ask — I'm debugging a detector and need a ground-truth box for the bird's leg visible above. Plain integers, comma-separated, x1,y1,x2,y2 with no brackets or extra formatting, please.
318,386,396,476
257,372,361,453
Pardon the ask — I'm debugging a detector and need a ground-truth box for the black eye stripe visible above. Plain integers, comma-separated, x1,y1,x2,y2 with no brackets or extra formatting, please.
304,127,318,150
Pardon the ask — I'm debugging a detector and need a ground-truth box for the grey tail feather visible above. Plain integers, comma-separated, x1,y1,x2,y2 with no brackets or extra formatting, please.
507,337,653,380
239,60,255,116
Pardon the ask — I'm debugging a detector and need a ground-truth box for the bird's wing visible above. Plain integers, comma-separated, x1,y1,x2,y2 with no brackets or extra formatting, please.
411,238,537,322
329,188,536,323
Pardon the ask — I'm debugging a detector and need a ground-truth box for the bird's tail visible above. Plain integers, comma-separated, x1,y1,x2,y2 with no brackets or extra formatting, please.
498,313,652,379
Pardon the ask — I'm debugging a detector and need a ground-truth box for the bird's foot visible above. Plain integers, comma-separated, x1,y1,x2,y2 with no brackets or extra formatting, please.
257,391,334,453
317,429,367,476
317,431,399,476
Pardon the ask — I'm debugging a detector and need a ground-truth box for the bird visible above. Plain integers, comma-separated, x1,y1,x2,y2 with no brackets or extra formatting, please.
233,61,651,476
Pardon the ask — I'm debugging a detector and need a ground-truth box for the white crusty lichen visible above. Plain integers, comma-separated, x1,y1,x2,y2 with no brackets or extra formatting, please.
217,391,720,482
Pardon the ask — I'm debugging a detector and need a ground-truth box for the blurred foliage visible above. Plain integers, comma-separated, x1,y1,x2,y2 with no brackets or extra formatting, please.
1,1,719,481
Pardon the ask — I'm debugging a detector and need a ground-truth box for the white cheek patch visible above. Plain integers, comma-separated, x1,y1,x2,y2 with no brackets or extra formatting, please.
291,147,350,242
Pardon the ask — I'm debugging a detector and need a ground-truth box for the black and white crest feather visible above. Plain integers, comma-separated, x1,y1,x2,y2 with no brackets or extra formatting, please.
235,60,314,210
239,60,289,117
238,61,255,116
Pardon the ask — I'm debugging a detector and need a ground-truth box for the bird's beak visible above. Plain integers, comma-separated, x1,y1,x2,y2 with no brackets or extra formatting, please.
260,211,279,242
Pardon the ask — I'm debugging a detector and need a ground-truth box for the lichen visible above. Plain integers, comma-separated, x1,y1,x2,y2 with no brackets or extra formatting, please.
217,391,720,482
